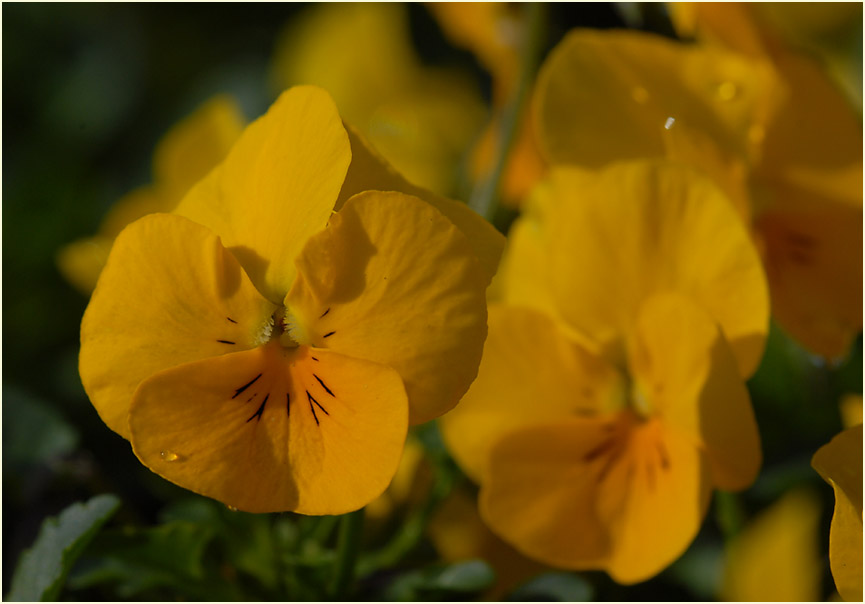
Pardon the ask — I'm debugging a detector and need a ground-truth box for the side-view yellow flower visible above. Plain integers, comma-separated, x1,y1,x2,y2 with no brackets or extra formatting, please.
721,489,822,602
812,424,863,602
533,25,863,359
270,2,486,196
80,86,497,514
57,95,245,294
441,161,767,583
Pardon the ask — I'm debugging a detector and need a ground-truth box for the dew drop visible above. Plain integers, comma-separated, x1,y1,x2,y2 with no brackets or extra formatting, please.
631,86,650,104
226,505,238,512
160,450,179,462
664,116,676,130
716,81,739,101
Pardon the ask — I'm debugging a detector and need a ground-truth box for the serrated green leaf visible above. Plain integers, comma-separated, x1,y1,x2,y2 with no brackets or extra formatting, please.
508,571,594,602
7,494,120,601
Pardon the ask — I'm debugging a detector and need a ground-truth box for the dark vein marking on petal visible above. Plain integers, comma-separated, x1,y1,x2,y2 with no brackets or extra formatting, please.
217,339,236,345
320,307,330,318
226,317,238,324
246,394,269,423
309,399,319,426
286,393,291,416
311,356,319,362
323,331,336,338
313,374,334,397
232,373,262,399
307,390,329,416
247,392,258,403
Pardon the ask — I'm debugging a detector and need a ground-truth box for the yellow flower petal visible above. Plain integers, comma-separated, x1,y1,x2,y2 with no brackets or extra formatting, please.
507,162,768,377
813,425,864,602
286,191,488,425
152,95,246,202
439,305,622,483
534,29,778,168
129,343,408,514
338,124,505,285
80,214,277,439
721,489,822,602
627,293,761,491
174,86,351,302
480,417,710,584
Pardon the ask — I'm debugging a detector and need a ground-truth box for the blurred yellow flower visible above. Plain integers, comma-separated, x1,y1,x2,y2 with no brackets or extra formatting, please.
813,424,863,602
430,2,546,207
270,2,486,196
721,489,823,602
80,86,494,514
57,95,245,294
533,20,862,359
365,435,431,523
442,161,767,583
841,395,863,430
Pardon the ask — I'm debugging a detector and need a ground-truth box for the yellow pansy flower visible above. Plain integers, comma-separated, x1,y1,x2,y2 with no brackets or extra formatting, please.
80,86,498,514
58,95,245,295
813,424,863,602
721,489,822,602
441,161,767,583
270,3,486,196
533,22,862,359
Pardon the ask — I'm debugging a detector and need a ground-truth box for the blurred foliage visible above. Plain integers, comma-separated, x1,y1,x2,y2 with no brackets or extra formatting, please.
3,2,861,601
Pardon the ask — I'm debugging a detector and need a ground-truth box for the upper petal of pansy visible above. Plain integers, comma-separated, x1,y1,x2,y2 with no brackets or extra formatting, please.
439,304,623,483
286,190,488,425
337,123,504,285
80,214,277,439
174,86,351,303
627,293,761,491
533,28,779,168
529,162,769,377
129,343,408,514
480,416,710,584
812,425,864,602
152,94,246,202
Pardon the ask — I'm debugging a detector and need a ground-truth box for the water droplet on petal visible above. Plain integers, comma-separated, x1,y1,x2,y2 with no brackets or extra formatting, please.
631,86,650,104
160,450,179,462
716,81,739,101
226,505,238,512
664,117,676,130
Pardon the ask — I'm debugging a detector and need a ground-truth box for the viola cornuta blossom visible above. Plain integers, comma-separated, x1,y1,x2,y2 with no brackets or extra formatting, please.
441,161,768,583
533,22,862,359
812,424,863,602
80,86,499,515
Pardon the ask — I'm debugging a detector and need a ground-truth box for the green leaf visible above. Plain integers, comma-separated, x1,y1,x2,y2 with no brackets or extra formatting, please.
68,522,222,599
507,572,594,602
7,494,120,601
385,559,496,601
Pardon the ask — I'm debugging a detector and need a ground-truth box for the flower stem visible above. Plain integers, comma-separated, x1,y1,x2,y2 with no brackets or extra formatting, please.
330,508,365,599
469,2,546,221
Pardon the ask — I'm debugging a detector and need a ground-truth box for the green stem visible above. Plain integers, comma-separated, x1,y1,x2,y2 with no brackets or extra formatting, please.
330,508,365,599
469,2,546,221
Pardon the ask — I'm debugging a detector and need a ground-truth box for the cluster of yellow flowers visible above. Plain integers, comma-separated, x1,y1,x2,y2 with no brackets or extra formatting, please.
62,1,860,599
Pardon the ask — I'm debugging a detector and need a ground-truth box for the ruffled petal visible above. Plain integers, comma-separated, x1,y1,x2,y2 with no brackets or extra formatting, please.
813,425,863,602
129,343,408,514
286,191,488,425
440,305,622,483
80,214,277,439
627,293,761,491
507,162,768,377
174,86,351,302
338,124,504,285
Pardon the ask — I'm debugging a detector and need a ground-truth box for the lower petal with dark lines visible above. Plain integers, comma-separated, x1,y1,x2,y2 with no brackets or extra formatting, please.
128,342,408,514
